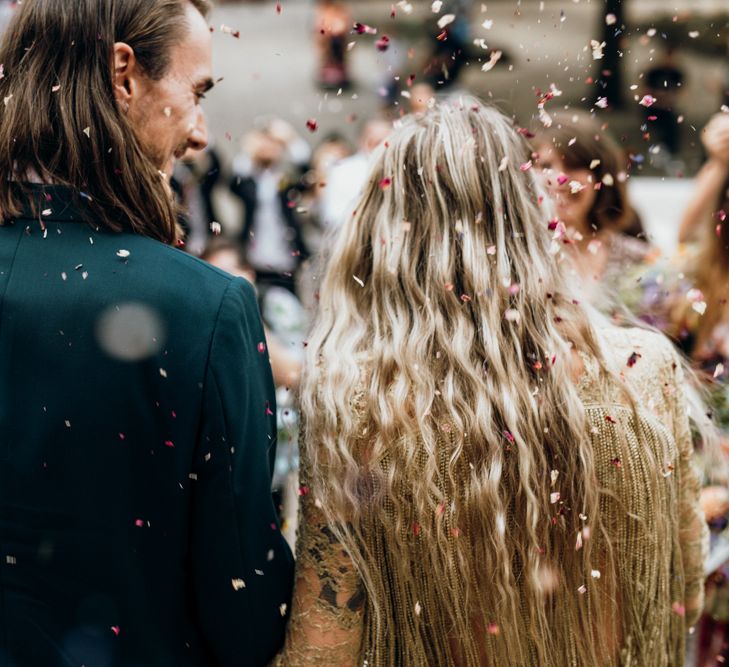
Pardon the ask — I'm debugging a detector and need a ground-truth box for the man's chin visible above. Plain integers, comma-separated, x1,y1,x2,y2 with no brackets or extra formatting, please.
161,155,178,178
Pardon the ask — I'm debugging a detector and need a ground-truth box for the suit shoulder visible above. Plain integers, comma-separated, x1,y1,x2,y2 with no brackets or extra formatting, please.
94,232,256,317
107,233,238,289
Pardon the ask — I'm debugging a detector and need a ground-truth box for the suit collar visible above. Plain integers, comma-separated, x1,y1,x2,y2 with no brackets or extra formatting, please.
12,183,93,223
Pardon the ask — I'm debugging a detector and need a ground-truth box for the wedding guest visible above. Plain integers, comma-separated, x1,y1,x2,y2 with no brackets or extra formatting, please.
422,0,472,90
298,133,353,254
202,239,305,391
533,112,650,308
171,141,224,256
409,82,436,114
0,1,293,664
320,117,392,228
677,112,729,244
230,119,310,296
656,112,729,667
642,47,685,159
274,101,707,666
313,0,351,90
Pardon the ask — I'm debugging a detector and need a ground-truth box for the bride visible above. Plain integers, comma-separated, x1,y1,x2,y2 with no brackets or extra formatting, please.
274,100,707,666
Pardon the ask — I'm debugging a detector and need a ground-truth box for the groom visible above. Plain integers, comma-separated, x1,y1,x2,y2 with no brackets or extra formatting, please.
0,1,292,665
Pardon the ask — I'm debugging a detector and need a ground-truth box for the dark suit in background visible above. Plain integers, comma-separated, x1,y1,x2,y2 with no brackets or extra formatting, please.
0,185,294,666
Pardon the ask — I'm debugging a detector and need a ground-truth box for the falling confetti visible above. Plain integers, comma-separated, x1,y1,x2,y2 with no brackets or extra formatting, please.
220,24,241,39
353,22,377,35
627,352,642,367
590,40,606,60
376,35,390,51
437,14,455,29
481,50,502,73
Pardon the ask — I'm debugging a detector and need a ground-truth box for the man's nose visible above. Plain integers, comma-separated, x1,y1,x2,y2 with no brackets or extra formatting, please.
188,108,209,151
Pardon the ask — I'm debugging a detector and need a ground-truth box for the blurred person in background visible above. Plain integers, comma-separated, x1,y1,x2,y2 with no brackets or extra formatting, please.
320,117,392,229
202,238,305,392
295,133,353,312
230,119,310,297
618,111,729,667
642,46,685,164
423,0,472,90
408,82,436,115
678,112,729,245
669,115,729,666
533,112,650,309
298,133,352,254
171,141,224,256
668,114,729,367
314,0,351,90
0,0,293,664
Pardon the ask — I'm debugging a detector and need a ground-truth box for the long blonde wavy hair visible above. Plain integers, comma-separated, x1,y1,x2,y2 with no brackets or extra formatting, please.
301,101,642,664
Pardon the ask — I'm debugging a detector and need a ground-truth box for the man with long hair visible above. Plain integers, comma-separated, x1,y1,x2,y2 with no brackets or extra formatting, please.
0,1,293,665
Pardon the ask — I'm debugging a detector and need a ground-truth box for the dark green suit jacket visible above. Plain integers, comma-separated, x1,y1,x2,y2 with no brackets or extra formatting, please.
0,185,294,666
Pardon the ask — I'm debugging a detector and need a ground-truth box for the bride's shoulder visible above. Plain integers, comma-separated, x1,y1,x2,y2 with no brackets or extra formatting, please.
597,325,678,372
591,325,682,414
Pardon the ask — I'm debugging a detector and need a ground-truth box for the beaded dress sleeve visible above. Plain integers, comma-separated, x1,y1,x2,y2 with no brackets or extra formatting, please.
666,347,708,627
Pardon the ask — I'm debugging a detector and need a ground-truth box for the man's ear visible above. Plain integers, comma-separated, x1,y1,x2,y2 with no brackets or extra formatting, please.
112,42,137,111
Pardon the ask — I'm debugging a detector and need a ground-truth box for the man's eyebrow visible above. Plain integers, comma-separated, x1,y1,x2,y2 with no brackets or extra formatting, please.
195,77,216,93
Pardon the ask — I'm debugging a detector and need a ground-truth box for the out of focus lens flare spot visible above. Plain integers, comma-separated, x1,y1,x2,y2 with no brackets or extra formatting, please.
95,303,165,361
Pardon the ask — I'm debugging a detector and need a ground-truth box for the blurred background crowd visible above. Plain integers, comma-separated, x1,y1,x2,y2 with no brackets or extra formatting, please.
2,0,729,663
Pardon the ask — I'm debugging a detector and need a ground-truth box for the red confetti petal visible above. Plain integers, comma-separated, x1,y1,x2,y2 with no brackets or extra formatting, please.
626,352,641,367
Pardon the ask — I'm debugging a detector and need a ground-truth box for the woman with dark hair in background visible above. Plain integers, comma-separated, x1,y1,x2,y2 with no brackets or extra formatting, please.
533,112,650,309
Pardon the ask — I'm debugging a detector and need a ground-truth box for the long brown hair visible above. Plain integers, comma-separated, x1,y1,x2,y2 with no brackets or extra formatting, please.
0,0,211,245
535,111,643,237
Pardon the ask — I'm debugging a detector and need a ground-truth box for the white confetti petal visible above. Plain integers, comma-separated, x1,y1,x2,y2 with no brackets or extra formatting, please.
481,50,502,72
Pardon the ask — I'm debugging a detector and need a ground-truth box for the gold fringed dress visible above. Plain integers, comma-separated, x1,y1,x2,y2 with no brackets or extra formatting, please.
273,328,707,666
